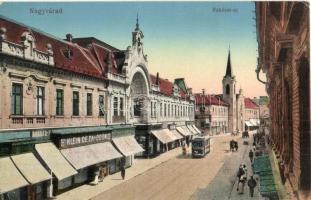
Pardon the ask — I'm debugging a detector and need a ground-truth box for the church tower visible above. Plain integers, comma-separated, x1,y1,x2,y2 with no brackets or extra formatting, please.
222,48,237,133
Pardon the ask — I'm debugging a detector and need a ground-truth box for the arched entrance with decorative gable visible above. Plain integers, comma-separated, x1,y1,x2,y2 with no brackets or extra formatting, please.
128,66,150,124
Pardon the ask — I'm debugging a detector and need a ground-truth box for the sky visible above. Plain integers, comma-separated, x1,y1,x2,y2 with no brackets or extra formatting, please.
0,1,267,98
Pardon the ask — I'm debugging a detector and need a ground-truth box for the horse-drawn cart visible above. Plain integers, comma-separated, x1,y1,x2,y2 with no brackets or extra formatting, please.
230,140,238,151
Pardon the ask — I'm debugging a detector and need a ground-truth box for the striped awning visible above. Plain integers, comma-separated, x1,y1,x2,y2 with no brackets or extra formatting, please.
151,129,175,144
192,125,202,134
245,121,253,127
170,130,183,140
176,126,191,137
0,157,29,194
35,142,77,180
187,125,198,135
11,153,51,184
112,136,144,157
61,142,123,170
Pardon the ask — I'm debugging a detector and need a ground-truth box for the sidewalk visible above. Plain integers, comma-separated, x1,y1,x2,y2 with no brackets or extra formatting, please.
192,132,266,200
268,144,294,200
229,141,265,200
56,146,188,200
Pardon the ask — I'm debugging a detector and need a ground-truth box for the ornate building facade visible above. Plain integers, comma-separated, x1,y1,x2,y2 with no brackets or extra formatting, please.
256,2,310,199
195,50,260,134
0,16,197,198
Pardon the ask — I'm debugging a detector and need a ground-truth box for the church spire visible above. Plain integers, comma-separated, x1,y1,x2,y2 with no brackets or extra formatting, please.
225,47,233,77
135,13,140,31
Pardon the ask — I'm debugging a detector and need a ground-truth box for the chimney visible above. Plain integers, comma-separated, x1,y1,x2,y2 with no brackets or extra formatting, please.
107,52,113,72
156,72,159,85
66,33,73,42
187,88,193,94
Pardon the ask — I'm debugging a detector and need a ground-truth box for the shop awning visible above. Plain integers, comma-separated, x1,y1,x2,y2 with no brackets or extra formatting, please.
249,119,257,126
176,126,191,137
170,130,183,140
0,157,29,194
250,119,259,126
61,142,123,170
151,129,175,144
112,136,144,157
11,153,51,184
187,125,198,135
182,126,194,135
35,142,77,180
245,121,253,127
192,125,202,134
164,129,179,141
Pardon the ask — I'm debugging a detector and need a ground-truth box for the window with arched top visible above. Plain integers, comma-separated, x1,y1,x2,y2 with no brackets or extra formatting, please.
226,84,230,95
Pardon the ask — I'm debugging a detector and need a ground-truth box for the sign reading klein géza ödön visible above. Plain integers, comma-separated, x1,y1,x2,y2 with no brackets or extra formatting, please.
60,133,112,148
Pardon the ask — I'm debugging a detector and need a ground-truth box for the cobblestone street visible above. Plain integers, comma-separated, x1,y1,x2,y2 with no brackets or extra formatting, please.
90,133,263,200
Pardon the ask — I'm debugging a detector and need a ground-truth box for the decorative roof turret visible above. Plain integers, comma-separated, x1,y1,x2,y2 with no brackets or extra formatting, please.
132,14,144,47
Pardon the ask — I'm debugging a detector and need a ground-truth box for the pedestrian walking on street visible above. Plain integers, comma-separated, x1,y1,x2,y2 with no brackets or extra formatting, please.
238,174,247,194
120,157,126,180
237,165,244,179
247,176,257,197
236,165,245,192
249,149,254,163
242,164,248,175
121,165,125,180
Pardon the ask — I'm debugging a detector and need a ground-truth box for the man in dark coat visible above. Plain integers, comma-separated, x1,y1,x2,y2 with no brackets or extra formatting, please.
247,176,257,197
235,141,238,151
249,149,254,163
121,165,125,180
120,157,126,180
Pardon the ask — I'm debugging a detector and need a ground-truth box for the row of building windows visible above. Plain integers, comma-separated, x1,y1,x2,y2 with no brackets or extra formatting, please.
150,102,193,118
247,109,258,115
12,83,105,117
211,106,227,115
195,105,228,116
11,83,194,119
211,121,227,127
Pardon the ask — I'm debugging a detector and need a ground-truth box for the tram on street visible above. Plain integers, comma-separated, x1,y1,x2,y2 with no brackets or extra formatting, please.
191,135,211,158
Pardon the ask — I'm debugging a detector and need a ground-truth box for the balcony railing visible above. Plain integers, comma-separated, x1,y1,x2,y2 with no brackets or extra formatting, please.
1,40,54,66
107,72,126,84
10,115,47,126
